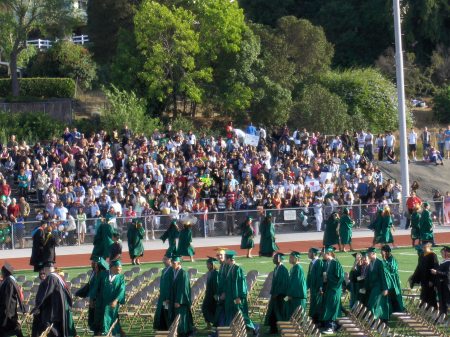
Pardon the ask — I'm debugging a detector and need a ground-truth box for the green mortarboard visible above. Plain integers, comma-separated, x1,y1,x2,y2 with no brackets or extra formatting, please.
381,245,392,253
367,247,377,253
309,247,321,255
267,212,272,217
290,251,301,258
442,246,450,252
423,202,430,207
342,207,349,214
206,256,219,264
247,216,253,221
324,246,336,253
225,250,237,259
351,252,361,258
360,251,367,257
171,219,177,225
98,257,109,271
274,252,285,261
415,245,423,253
172,255,182,262
110,260,122,267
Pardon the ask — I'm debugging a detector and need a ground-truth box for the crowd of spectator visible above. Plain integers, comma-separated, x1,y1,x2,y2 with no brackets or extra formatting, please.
0,123,448,248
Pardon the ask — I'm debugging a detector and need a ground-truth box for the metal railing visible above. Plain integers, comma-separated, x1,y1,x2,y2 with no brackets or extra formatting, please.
1,199,447,250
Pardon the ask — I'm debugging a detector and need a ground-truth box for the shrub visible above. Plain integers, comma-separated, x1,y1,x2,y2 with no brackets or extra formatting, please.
433,85,450,123
170,116,195,132
0,78,76,98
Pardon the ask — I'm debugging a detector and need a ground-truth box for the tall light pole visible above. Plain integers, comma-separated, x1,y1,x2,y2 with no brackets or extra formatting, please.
393,0,410,224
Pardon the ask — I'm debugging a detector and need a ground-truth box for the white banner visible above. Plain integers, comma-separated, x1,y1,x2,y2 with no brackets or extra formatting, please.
305,179,321,192
319,172,332,183
244,134,260,147
284,210,297,221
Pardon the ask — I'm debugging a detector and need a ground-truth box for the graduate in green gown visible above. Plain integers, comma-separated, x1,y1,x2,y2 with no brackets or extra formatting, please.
370,208,383,247
410,205,421,247
419,202,434,244
323,212,341,251
127,219,145,265
381,245,404,312
339,208,354,252
286,251,307,318
153,255,174,331
365,247,390,322
264,252,289,334
214,248,228,328
259,213,279,257
320,246,344,335
378,207,394,245
240,217,255,258
91,219,115,260
93,260,126,336
222,250,259,335
75,256,109,334
202,257,219,329
307,247,324,323
177,222,195,262
160,220,179,257
169,255,194,337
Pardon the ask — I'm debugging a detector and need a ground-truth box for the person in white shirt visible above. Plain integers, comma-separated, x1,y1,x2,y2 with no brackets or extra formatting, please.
385,131,395,154
408,128,418,161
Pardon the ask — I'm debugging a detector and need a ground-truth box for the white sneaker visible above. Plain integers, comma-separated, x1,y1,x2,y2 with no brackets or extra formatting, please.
322,328,334,335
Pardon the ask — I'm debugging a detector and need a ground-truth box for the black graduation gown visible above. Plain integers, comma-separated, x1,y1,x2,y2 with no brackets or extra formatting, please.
0,276,25,337
435,259,450,314
30,227,45,272
32,273,73,337
41,234,58,268
411,252,439,309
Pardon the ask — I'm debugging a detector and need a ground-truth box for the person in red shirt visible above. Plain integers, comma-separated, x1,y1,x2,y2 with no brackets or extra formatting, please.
406,191,422,229
1,179,11,198
7,198,20,222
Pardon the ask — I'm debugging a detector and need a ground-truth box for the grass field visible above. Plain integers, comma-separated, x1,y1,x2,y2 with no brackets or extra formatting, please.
15,246,432,337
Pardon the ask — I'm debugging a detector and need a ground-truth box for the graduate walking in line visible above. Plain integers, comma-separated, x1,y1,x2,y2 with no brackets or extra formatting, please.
286,251,308,318
177,221,195,262
410,205,421,247
259,213,279,257
419,202,435,245
202,257,219,329
320,246,344,335
349,251,369,307
323,212,340,250
169,256,194,337
431,246,450,314
264,252,289,334
378,207,395,247
0,263,25,337
240,217,255,258
366,247,390,322
370,208,382,247
127,219,145,265
160,220,180,257
307,248,323,324
214,247,228,328
91,219,115,260
381,245,404,313
153,255,174,331
30,221,47,272
339,208,354,252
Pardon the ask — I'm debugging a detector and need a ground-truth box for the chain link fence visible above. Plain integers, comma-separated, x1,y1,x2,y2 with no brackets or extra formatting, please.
1,199,447,250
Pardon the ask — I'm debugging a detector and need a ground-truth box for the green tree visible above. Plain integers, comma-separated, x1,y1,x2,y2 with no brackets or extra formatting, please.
27,41,97,90
238,0,295,27
134,0,212,115
0,0,74,96
292,83,350,134
433,85,450,123
101,85,162,134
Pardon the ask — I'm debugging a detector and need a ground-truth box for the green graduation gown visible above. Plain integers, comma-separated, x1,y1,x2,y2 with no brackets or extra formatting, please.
366,258,390,320
307,258,324,320
169,268,194,335
259,219,279,257
127,223,145,259
286,263,307,318
177,228,195,257
214,263,228,327
91,222,114,260
323,215,340,247
321,259,344,322
94,271,126,335
383,256,404,312
223,264,255,330
419,209,434,242
154,266,174,331
160,225,179,256
410,211,420,240
378,215,394,244
75,271,101,333
339,215,353,244
240,224,254,249
202,269,219,324
265,264,289,329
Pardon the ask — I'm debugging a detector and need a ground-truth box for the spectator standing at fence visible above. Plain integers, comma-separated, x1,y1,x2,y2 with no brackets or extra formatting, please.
127,219,144,265
421,127,431,160
320,246,344,335
323,212,340,250
265,252,289,334
154,255,174,331
0,263,25,337
240,216,255,258
177,221,195,262
76,207,87,244
168,255,194,337
259,213,278,257
161,219,179,257
419,202,435,244
433,190,444,225
366,247,390,323
408,128,418,161
202,257,219,330
410,205,421,247
7,198,19,223
376,134,385,161
339,208,354,252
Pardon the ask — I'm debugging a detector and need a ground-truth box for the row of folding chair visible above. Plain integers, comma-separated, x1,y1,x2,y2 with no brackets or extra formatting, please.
217,311,247,337
250,272,273,319
277,305,321,337
337,302,389,337
155,314,181,337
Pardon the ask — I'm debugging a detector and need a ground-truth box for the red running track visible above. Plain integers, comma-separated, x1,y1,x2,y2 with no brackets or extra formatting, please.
3,232,450,271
